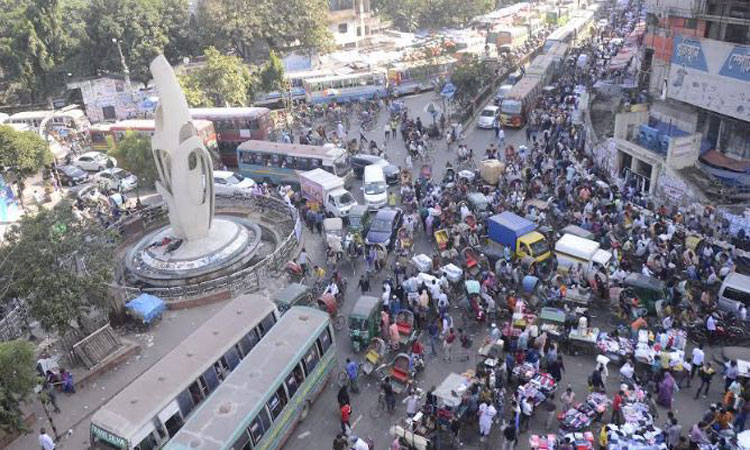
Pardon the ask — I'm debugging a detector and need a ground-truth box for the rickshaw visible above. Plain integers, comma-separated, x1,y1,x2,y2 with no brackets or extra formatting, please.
434,228,449,250
324,218,344,246
461,247,482,278
348,295,381,352
459,279,485,326
395,310,417,347
622,273,667,315
397,226,414,254
400,168,413,186
317,293,345,330
375,352,415,394
272,283,312,314
361,337,387,377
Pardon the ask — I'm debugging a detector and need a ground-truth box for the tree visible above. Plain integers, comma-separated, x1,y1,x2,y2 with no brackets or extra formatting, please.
450,54,493,101
178,47,257,107
109,132,158,193
259,51,285,94
0,340,37,434
374,0,494,31
0,203,118,336
0,126,54,179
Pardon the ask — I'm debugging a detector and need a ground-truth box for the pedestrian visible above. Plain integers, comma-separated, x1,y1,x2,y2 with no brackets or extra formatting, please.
561,386,575,412
459,328,472,361
695,362,716,399
443,328,456,361
345,358,359,394
478,401,497,442
297,248,309,275
725,360,739,392
611,390,624,425
340,403,352,434
502,421,517,450
691,344,704,384
43,381,61,413
427,319,439,355
39,428,55,450
590,366,605,392
520,397,533,432
403,390,420,417
358,275,370,294
497,127,506,149
667,417,682,449
337,384,350,407
381,376,396,412
543,393,557,430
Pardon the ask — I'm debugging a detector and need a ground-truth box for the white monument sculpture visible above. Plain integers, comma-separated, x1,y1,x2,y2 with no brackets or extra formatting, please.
150,55,215,241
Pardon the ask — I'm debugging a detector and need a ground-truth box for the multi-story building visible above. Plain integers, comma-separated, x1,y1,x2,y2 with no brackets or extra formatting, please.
328,0,387,48
639,0,750,189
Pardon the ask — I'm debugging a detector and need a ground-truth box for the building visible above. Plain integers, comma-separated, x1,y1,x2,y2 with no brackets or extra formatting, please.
641,0,750,189
328,0,387,48
67,76,152,123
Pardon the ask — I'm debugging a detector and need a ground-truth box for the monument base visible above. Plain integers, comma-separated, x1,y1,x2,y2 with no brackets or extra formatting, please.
125,216,262,287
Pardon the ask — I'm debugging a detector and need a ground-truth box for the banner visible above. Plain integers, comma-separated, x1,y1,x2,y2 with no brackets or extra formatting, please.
668,35,750,121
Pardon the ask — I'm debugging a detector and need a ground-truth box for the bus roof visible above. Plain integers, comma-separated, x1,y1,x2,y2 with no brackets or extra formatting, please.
8,110,54,120
547,42,569,58
190,107,270,120
390,56,455,70
164,307,330,450
496,26,528,36
91,294,277,443
108,119,213,132
302,70,384,84
237,140,345,159
505,76,542,100
526,55,555,78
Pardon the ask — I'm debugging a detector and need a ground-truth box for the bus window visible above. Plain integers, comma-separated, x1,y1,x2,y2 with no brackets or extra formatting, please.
223,347,241,370
176,389,195,417
284,363,305,398
91,132,107,143
200,367,220,393
134,433,158,450
248,408,271,445
302,345,320,374
317,327,333,354
311,159,322,169
259,312,277,335
231,429,252,450
266,385,288,420
295,157,311,170
238,329,260,356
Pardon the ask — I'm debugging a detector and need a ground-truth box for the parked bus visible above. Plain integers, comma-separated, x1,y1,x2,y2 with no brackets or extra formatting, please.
88,119,218,155
525,55,556,86
89,295,278,450
387,56,455,96
236,140,353,188
189,107,273,167
543,24,576,52
545,42,570,71
499,76,543,128
255,70,329,106
496,26,529,50
302,71,387,104
164,307,336,450
8,108,90,131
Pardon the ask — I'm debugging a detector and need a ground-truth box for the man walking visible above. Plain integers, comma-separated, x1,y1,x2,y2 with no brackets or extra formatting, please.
346,358,360,394
39,428,55,450
695,362,716,399
443,328,456,361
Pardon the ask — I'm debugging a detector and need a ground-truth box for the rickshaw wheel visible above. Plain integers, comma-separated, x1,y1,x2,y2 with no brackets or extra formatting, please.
334,314,346,330
337,371,348,387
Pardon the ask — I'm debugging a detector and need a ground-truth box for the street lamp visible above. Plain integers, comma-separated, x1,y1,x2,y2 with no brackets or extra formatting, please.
112,38,132,93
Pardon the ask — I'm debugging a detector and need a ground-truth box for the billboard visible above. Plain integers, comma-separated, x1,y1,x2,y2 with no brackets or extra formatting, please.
668,35,750,121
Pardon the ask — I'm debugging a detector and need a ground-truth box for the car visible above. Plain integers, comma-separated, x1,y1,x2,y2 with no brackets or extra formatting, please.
213,170,256,196
477,105,500,129
365,207,403,249
73,151,116,172
94,168,138,192
494,84,513,105
351,154,400,184
57,165,89,186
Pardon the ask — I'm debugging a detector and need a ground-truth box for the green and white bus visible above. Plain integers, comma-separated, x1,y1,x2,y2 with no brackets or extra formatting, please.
236,140,353,188
164,307,336,450
90,295,279,450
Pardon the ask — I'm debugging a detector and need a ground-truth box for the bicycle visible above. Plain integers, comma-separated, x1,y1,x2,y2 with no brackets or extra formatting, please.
369,391,387,418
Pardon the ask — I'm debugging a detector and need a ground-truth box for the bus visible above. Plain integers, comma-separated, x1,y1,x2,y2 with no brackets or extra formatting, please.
543,24,576,52
387,56,455,96
236,140,353,188
163,307,336,450
90,295,279,450
496,26,529,50
8,108,90,131
189,107,273,167
302,71,387,104
255,70,330,106
546,42,570,70
88,119,218,156
525,55,556,86
499,76,543,128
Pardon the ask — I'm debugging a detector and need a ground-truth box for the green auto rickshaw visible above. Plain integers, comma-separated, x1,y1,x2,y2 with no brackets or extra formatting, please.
347,205,372,235
348,295,381,352
272,283,313,314
622,273,667,315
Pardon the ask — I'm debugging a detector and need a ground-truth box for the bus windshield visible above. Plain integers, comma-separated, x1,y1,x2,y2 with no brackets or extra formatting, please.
501,100,522,115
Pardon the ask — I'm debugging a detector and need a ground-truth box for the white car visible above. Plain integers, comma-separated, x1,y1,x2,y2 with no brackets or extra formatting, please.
73,152,117,172
213,170,256,196
94,168,138,192
494,84,513,105
477,105,500,129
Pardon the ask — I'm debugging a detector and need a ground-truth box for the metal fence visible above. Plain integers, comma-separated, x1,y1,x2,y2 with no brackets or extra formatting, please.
110,193,301,305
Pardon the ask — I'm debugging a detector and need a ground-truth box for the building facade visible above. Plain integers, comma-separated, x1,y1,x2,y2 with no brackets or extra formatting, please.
328,0,386,48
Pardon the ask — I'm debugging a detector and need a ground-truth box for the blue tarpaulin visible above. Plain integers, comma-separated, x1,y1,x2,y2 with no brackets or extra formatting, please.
125,294,166,324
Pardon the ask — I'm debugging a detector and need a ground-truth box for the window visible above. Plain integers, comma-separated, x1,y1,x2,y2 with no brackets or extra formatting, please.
231,429,252,450
357,26,362,37
296,157,311,170
214,358,230,381
248,408,271,445
723,287,750,306
266,385,288,420
224,347,241,370
285,363,306,398
302,345,320,374
317,327,333,355
134,433,158,450
239,329,260,356
338,23,348,34
259,312,277,335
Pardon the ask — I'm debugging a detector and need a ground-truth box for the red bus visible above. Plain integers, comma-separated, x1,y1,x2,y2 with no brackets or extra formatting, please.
190,107,273,167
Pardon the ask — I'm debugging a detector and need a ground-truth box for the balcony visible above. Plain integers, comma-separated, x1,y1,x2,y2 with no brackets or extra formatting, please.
645,0,705,18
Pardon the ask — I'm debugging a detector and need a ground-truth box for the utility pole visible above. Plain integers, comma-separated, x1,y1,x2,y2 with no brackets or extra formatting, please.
112,38,132,94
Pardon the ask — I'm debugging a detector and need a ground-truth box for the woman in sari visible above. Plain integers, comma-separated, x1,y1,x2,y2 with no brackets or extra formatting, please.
658,371,676,409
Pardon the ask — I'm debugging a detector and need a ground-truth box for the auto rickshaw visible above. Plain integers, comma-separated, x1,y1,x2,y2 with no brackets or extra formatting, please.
361,337,387,377
348,295,381,352
347,205,371,235
317,293,345,330
272,283,312,314
621,273,668,315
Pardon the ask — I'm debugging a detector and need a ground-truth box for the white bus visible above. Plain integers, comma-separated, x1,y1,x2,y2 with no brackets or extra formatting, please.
7,108,90,131
90,295,279,450
302,71,388,104
164,307,336,450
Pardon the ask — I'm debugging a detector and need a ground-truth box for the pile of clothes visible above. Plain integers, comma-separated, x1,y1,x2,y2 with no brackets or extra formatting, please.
604,423,666,450
596,333,635,358
513,363,538,382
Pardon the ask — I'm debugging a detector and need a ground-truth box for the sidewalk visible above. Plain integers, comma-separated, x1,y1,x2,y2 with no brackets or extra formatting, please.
8,301,225,450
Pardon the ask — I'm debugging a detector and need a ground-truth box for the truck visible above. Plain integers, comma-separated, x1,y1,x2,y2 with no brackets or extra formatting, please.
487,211,551,262
554,233,612,285
299,168,357,217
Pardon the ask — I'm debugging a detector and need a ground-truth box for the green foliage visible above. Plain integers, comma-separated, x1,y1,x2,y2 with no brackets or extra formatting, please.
109,133,158,189
450,54,494,100
374,0,495,31
178,47,256,107
259,51,286,94
0,126,54,179
0,340,37,434
195,0,333,59
0,204,118,335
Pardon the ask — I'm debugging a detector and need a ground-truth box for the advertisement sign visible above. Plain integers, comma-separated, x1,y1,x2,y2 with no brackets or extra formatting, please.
668,35,750,121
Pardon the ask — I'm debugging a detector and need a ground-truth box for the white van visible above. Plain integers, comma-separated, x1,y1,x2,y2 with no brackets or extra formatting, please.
363,164,387,209
718,272,750,316
554,233,612,282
